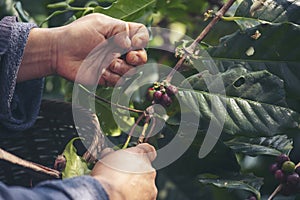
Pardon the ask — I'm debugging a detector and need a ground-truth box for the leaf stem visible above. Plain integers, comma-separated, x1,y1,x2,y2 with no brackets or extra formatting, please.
122,113,146,149
267,184,282,200
165,0,237,82
78,84,144,113
69,6,94,11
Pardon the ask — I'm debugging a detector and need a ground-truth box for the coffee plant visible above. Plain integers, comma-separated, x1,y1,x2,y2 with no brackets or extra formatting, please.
4,0,300,199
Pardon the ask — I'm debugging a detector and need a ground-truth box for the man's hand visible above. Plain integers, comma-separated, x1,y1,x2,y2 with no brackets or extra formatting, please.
91,143,157,200
18,13,148,85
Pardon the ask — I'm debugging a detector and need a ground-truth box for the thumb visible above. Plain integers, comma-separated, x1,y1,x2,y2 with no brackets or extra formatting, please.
128,143,157,162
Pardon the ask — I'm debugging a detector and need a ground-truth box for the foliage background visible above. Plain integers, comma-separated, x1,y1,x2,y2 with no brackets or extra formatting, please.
1,0,300,199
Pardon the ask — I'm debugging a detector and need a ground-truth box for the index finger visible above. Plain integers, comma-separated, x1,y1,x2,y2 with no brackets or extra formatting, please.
128,22,149,49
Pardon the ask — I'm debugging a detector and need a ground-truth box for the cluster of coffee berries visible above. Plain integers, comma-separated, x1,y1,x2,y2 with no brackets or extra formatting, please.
147,81,178,107
270,154,300,195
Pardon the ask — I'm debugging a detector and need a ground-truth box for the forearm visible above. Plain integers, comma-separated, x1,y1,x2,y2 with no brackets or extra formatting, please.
17,27,56,82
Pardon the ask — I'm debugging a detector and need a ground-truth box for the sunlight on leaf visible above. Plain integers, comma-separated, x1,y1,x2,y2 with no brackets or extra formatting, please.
62,137,91,179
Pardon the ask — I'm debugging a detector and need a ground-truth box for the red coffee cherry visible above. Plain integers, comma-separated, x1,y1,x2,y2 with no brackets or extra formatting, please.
161,93,172,107
153,91,163,103
166,85,178,96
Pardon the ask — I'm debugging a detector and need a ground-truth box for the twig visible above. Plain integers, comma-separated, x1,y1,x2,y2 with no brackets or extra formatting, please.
78,84,144,113
0,148,60,178
268,184,283,200
166,0,237,82
138,116,150,144
122,113,146,149
144,117,157,143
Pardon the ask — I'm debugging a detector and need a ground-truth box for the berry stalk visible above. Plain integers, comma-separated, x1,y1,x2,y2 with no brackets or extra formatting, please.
138,116,150,144
122,112,146,149
267,184,283,200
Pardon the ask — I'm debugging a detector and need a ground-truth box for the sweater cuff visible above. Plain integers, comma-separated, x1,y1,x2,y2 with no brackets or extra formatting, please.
35,176,109,200
0,16,43,131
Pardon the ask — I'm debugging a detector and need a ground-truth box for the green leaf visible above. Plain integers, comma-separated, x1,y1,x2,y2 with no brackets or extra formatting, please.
62,137,91,179
184,66,287,107
93,0,156,21
13,1,30,22
199,173,263,200
208,22,300,62
225,135,293,156
214,61,300,110
95,87,135,137
177,89,300,137
235,0,300,24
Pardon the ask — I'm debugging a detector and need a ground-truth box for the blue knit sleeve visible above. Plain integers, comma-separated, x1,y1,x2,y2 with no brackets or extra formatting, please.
0,176,109,200
0,16,44,131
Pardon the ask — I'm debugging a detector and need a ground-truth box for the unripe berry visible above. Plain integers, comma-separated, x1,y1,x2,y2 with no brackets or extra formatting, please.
161,93,172,107
270,163,279,174
166,85,178,96
276,154,290,166
282,161,296,174
147,87,155,101
275,169,286,182
287,173,300,185
153,91,163,103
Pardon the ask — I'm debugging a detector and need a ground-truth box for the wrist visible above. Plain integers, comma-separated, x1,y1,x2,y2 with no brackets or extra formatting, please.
93,176,125,200
17,27,56,81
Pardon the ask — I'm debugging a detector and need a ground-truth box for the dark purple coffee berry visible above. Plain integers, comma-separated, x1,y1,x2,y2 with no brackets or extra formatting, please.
296,181,300,192
295,166,300,175
282,161,296,174
275,169,286,183
248,196,257,200
161,93,172,107
287,173,300,185
281,184,296,196
270,163,279,174
280,184,294,196
153,91,163,103
147,87,155,101
166,85,178,96
276,154,290,166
